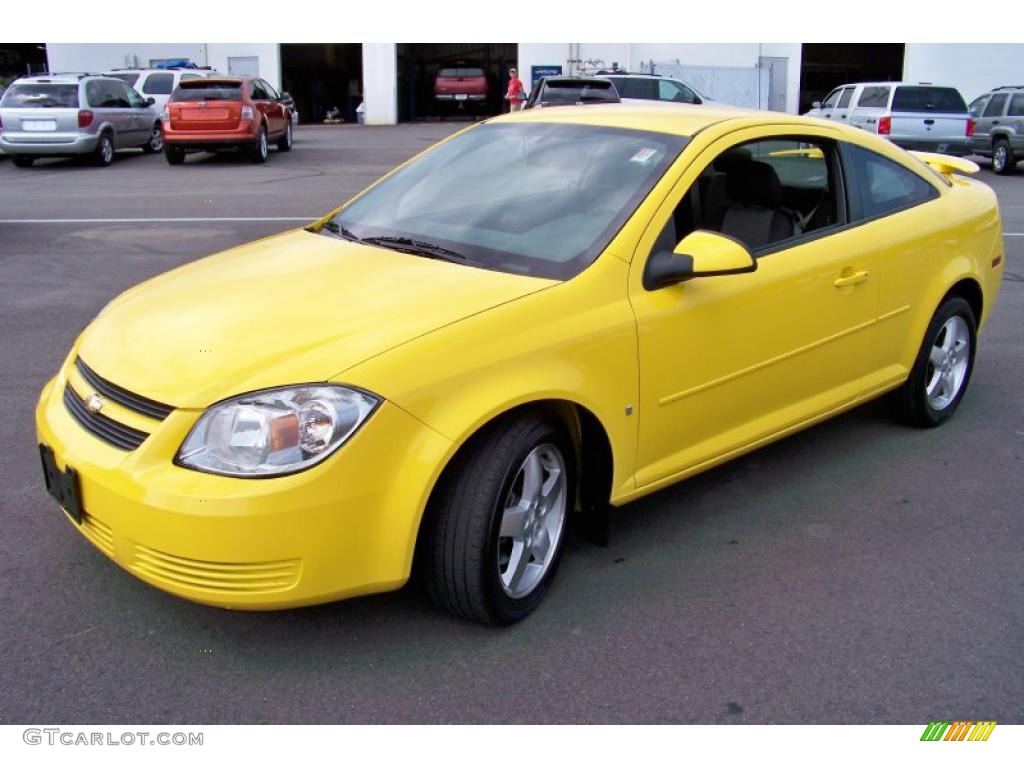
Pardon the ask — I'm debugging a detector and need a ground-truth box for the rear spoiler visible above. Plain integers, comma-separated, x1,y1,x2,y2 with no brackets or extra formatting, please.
910,151,979,177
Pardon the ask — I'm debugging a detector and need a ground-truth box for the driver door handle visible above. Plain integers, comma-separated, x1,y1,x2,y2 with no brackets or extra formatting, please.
834,270,870,288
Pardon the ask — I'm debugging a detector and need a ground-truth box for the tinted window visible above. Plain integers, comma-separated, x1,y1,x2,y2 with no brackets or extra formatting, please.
141,73,174,94
438,68,485,78
1,83,79,108
332,123,686,281
250,80,269,100
658,80,698,104
539,80,617,105
1008,94,1024,117
108,73,140,88
847,144,937,219
86,81,129,108
892,86,967,113
837,87,854,108
857,86,891,108
170,82,243,102
262,80,280,101
619,78,658,99
983,93,1008,117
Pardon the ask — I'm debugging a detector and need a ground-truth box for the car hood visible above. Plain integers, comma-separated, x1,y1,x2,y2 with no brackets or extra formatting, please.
77,229,555,408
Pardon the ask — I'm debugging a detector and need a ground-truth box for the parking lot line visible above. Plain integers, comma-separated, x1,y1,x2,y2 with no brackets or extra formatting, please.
0,217,315,224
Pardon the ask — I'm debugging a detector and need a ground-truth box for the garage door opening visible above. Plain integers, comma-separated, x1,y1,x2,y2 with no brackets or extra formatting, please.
397,43,517,122
280,44,363,125
799,44,905,113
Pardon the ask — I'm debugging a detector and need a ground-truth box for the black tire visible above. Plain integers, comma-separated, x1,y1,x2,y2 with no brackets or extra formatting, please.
421,412,574,625
142,122,164,154
992,137,1016,176
92,132,114,167
11,156,34,168
251,125,268,163
164,145,185,165
893,296,977,428
276,119,293,152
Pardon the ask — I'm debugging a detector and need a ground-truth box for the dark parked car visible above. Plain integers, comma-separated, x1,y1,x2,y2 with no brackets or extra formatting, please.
523,77,620,109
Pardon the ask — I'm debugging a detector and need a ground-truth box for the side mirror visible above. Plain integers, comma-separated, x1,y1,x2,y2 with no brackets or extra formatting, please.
643,230,756,290
144,97,155,107
811,100,822,109
280,91,292,102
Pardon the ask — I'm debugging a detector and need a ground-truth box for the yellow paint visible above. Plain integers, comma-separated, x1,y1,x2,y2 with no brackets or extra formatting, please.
36,103,1005,609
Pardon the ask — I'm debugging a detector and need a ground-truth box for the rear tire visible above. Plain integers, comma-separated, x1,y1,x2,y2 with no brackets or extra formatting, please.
276,119,293,152
251,126,268,163
11,156,34,168
422,412,574,625
92,132,114,167
142,122,163,154
164,145,185,165
992,138,1016,175
893,296,977,428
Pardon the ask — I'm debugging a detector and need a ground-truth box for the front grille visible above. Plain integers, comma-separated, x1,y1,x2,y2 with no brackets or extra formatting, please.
63,384,149,451
75,357,174,421
131,544,301,595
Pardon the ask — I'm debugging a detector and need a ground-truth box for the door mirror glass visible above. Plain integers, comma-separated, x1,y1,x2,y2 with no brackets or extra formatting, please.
811,100,822,110
644,231,756,290
144,96,155,107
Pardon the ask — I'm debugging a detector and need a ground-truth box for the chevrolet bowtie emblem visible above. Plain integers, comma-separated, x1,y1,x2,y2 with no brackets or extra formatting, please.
85,393,104,414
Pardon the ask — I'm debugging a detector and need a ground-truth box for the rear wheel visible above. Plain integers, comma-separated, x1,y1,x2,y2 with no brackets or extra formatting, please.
92,132,114,167
164,145,185,165
992,138,1016,175
251,126,268,163
11,156,35,168
277,119,293,152
142,122,164,154
893,296,976,428
422,412,573,625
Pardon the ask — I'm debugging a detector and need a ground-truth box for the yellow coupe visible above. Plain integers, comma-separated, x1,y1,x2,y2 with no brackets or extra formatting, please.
36,103,1005,624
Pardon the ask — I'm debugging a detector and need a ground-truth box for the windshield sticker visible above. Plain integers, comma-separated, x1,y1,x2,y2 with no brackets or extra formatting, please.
631,148,659,165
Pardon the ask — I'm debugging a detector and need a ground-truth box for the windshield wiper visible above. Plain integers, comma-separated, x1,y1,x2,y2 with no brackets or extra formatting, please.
319,220,361,242
358,236,468,263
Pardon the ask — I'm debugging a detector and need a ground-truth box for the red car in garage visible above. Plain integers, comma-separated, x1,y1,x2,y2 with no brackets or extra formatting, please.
162,77,293,164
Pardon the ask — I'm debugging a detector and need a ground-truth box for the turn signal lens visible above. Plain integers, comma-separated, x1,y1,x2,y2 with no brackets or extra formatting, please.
877,116,891,135
78,110,94,128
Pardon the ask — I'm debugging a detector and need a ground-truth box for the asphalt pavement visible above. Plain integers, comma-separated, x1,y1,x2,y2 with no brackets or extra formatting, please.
0,124,1021,724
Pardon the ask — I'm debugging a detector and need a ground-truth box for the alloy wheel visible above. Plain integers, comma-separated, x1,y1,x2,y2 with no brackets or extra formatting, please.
993,145,1007,173
925,315,971,410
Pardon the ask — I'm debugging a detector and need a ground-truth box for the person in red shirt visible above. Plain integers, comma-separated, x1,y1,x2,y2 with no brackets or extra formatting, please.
505,68,525,112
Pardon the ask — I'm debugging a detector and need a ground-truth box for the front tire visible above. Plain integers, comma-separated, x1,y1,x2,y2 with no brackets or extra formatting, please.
893,296,977,428
251,125,268,163
92,132,114,167
992,138,1016,175
422,413,574,625
11,156,35,168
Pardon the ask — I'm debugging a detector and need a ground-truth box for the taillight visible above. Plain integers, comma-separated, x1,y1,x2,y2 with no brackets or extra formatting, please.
241,105,254,120
966,118,975,137
877,116,891,135
78,110,94,128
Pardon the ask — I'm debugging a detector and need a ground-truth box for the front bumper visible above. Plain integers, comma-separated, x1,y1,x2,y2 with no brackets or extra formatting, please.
35,360,451,610
0,132,100,156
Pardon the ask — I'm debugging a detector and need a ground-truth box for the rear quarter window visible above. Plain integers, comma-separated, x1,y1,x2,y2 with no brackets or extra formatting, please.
1,83,79,108
846,144,938,220
1008,94,1024,117
892,86,967,113
141,73,175,95
856,87,891,108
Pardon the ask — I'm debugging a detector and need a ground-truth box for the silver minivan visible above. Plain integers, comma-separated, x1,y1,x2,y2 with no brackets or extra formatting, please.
806,82,972,156
0,73,163,168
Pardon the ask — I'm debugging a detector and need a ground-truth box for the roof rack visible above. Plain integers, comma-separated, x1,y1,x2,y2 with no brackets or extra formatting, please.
994,85,1024,90
17,71,101,80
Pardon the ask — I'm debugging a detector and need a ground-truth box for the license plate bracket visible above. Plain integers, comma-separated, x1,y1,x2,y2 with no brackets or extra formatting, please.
39,444,84,524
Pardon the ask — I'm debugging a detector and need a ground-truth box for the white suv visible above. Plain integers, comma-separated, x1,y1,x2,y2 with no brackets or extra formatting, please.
104,68,220,112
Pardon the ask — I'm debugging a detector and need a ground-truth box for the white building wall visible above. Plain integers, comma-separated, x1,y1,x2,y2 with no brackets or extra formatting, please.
903,43,1024,104
516,43,802,113
362,43,397,125
45,43,282,91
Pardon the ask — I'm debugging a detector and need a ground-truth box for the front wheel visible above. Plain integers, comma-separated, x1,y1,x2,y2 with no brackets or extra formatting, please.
142,123,164,154
422,413,573,625
992,138,1016,175
893,296,977,428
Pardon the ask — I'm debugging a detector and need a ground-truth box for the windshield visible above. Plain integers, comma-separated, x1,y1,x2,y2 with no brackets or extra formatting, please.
328,123,686,280
1,83,79,108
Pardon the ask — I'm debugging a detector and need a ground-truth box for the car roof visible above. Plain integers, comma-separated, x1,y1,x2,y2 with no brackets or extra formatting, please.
498,100,774,136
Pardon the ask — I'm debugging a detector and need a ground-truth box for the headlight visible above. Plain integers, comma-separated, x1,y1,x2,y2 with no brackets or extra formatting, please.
176,385,380,477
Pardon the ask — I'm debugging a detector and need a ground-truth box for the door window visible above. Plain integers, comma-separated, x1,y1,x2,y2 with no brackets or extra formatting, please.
141,73,174,95
250,80,269,101
844,144,938,220
983,93,1008,117
968,95,989,116
658,79,698,104
261,80,280,101
837,87,855,108
821,89,842,109
619,78,657,99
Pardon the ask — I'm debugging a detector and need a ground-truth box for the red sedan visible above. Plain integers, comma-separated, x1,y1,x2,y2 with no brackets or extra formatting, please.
162,77,293,164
